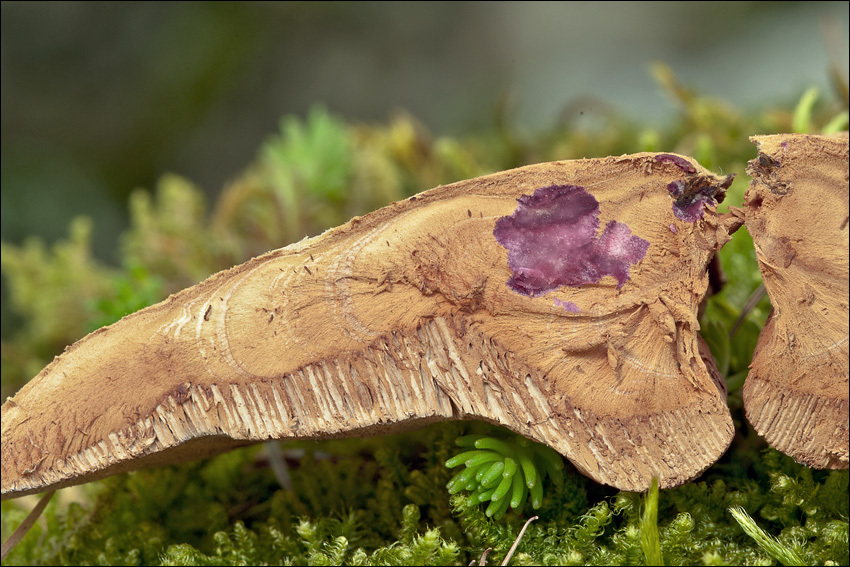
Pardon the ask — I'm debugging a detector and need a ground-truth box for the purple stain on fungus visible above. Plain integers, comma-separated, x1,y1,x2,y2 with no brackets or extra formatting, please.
667,175,734,223
671,193,711,222
655,154,696,174
494,185,650,297
667,180,685,198
553,298,580,312
669,223,677,233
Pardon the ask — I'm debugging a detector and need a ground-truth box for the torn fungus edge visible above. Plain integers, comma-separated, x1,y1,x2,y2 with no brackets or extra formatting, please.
655,153,697,174
667,173,735,223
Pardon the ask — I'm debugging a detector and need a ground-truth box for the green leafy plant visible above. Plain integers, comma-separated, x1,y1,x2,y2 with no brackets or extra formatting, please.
445,434,564,519
640,478,662,566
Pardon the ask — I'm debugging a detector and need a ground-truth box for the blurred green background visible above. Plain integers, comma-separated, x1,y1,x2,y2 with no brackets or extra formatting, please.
1,0,848,340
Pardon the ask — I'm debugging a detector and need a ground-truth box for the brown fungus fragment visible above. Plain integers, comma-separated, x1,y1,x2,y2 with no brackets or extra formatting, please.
743,133,849,469
1,153,741,498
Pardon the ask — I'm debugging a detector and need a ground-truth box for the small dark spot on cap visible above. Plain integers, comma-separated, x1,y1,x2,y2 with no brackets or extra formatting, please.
174,383,190,404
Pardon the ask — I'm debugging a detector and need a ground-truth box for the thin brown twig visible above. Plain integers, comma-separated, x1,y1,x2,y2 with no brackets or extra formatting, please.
502,515,538,566
730,284,767,339
471,547,492,566
1,490,56,561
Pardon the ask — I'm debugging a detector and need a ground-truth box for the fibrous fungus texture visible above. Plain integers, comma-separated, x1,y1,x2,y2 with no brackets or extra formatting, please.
743,133,849,469
1,153,740,498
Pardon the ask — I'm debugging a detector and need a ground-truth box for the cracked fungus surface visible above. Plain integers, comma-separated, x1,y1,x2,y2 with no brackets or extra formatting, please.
1,153,742,498
493,185,650,296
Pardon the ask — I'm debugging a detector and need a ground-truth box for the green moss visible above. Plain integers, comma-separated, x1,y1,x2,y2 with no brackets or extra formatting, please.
2,71,848,566
0,217,113,399
2,428,848,565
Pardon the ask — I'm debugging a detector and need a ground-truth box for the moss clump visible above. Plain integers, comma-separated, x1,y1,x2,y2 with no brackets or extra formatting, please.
2,71,848,565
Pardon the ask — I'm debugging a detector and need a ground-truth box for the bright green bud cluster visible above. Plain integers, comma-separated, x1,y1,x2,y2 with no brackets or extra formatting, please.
445,434,565,519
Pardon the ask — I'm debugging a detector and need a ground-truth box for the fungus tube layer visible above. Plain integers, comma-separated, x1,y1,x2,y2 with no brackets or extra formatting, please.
1,153,741,498
743,133,849,469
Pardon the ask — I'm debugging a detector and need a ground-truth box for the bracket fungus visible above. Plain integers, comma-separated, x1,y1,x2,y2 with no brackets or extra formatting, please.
742,133,849,469
1,152,741,499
